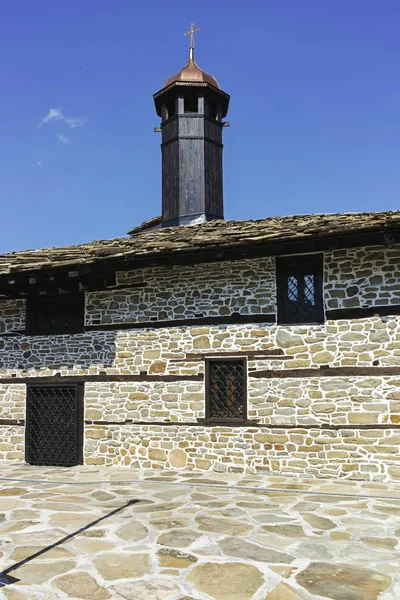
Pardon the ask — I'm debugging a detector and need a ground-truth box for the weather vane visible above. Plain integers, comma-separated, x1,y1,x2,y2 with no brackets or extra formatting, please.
184,22,200,59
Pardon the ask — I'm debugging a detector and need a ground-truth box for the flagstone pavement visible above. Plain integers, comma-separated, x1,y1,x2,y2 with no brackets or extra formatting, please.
0,464,399,600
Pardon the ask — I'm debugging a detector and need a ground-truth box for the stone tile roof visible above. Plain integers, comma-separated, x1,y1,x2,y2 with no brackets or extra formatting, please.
1,210,400,277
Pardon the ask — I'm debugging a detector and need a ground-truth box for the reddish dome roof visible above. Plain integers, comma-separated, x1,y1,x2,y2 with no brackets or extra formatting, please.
164,56,220,89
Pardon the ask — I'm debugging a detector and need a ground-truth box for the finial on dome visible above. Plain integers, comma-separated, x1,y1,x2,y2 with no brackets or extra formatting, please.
161,21,220,89
183,21,200,61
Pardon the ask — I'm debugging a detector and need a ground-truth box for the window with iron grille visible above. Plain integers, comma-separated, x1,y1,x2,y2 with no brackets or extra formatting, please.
205,359,247,422
276,254,324,324
26,294,84,335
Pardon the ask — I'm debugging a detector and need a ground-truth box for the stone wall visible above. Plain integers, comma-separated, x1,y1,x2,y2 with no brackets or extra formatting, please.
86,257,276,325
0,299,26,334
83,373,400,428
0,384,25,420
1,317,400,377
1,246,400,332
85,381,204,423
248,376,400,426
324,246,400,310
84,423,400,482
0,245,400,481
0,425,24,462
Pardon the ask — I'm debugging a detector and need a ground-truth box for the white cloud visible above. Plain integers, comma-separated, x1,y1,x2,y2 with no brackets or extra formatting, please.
64,116,86,128
35,159,43,168
39,107,86,129
39,107,64,127
58,133,72,144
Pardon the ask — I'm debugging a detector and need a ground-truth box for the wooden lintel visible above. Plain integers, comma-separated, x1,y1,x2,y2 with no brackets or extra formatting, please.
326,305,400,320
0,374,203,385
250,366,400,379
85,313,276,332
0,419,25,426
171,349,292,362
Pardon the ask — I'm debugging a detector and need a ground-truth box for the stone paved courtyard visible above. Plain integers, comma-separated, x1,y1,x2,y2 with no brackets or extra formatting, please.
0,465,399,600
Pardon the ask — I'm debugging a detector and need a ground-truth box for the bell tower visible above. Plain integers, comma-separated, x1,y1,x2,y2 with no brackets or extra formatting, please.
154,23,230,227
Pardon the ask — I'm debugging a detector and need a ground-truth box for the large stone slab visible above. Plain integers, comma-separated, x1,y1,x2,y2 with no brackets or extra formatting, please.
116,519,148,542
218,537,293,564
48,513,95,529
0,520,39,534
150,517,189,530
297,541,333,561
7,529,66,546
12,560,76,584
195,516,253,536
296,562,392,600
0,499,24,510
54,571,111,599
302,513,336,530
187,562,265,600
131,501,182,513
0,487,28,496
157,548,197,568
342,544,398,563
157,529,201,548
361,537,398,550
265,583,308,599
94,552,150,580
112,579,181,600
262,524,307,538
9,546,74,561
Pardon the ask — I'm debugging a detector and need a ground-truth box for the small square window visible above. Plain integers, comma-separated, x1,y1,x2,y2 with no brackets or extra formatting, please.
184,94,198,113
205,359,247,422
26,294,84,335
276,254,324,324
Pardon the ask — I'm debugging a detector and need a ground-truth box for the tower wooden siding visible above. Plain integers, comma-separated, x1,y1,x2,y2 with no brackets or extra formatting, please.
160,94,226,226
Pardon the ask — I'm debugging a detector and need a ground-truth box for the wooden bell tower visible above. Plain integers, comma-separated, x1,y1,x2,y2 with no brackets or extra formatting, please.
153,23,230,227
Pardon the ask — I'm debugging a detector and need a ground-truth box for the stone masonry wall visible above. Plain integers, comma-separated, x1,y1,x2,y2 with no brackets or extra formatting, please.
0,299,26,334
1,317,400,377
0,425,24,462
1,317,399,480
86,257,276,325
0,245,400,481
83,374,400,427
84,424,400,481
325,246,400,310
1,246,400,332
84,381,204,423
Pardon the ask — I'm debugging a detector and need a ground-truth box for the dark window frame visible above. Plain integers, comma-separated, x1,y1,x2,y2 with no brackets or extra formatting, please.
25,383,84,467
276,254,324,325
184,93,198,113
26,293,85,335
205,357,247,424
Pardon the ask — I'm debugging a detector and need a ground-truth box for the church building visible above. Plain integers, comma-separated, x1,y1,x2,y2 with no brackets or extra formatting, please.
1,26,400,482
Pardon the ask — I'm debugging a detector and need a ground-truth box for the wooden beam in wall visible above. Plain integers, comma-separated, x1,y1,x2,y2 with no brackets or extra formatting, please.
326,305,400,320
85,313,277,331
2,418,399,431
250,366,400,378
0,374,203,384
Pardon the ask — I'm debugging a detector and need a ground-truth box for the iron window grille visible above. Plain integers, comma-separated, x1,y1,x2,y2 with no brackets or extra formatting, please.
25,384,84,467
276,254,324,324
26,294,84,335
205,359,247,422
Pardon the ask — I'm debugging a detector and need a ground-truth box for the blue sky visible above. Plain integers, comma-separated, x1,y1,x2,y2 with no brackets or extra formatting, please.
1,1,399,253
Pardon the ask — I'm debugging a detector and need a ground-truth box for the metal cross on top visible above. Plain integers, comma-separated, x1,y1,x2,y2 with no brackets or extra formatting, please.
184,22,200,58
